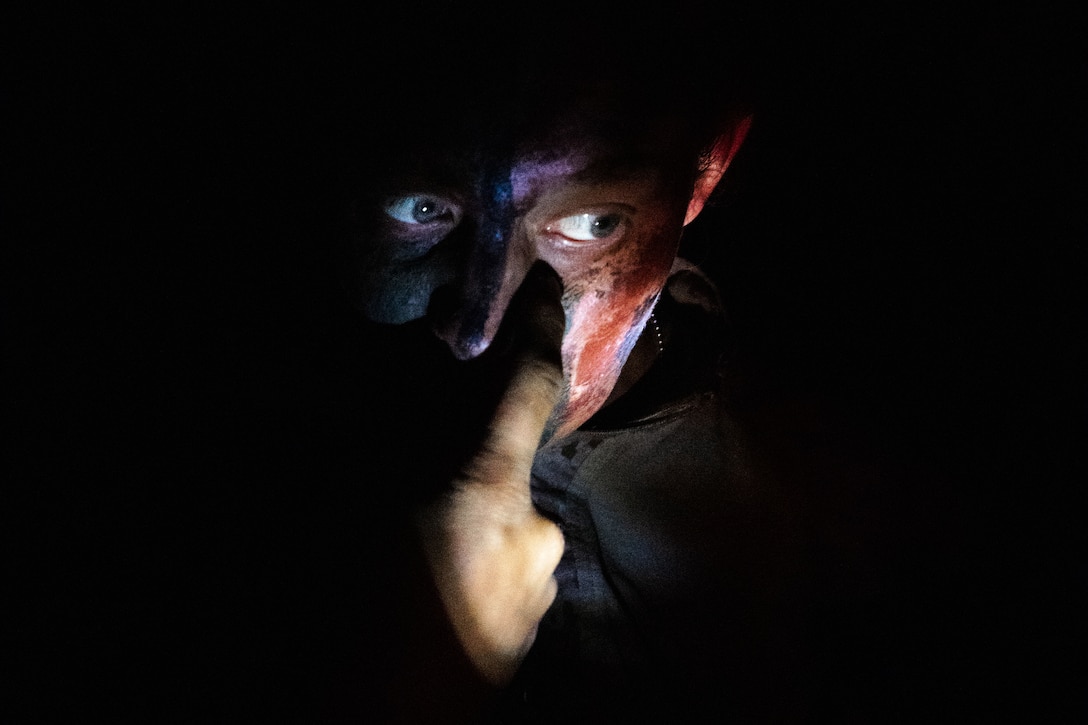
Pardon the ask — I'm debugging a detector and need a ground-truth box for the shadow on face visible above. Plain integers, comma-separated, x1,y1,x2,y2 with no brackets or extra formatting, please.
310,8,757,436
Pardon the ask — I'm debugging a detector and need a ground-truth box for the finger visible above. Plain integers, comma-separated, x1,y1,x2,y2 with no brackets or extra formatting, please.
473,261,566,482
513,574,558,659
523,513,565,587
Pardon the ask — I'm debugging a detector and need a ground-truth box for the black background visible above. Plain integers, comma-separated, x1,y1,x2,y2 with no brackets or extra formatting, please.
8,5,1087,721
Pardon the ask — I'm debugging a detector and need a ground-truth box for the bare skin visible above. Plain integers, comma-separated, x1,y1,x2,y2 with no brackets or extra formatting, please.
360,121,750,695
414,262,568,687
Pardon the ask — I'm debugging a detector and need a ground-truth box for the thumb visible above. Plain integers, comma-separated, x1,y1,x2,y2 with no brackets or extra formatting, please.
467,261,566,485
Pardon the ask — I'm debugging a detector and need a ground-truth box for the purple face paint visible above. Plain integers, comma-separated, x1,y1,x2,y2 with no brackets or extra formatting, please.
350,121,695,442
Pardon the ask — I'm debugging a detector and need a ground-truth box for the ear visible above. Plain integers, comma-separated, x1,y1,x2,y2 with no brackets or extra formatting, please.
683,114,753,226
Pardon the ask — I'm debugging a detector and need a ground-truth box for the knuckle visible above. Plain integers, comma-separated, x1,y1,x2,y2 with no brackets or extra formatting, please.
518,357,564,400
533,516,566,562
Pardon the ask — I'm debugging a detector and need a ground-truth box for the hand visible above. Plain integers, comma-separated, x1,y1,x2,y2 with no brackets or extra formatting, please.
415,262,567,687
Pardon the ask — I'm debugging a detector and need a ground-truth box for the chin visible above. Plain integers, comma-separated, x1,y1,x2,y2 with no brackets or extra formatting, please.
540,416,574,449
539,388,607,447
540,405,576,448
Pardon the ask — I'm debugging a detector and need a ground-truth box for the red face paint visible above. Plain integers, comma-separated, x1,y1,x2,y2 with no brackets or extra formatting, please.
349,123,695,443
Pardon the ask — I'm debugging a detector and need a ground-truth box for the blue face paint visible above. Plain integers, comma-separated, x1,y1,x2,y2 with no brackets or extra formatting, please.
445,156,519,357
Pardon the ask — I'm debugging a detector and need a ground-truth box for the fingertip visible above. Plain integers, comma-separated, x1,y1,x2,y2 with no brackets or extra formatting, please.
527,260,566,346
528,259,563,299
499,260,566,365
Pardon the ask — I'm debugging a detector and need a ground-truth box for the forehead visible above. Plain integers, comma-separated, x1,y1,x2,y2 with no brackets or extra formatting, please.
368,106,693,204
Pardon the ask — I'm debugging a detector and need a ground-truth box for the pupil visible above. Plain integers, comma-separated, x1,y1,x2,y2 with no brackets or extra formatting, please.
592,215,619,237
414,199,439,222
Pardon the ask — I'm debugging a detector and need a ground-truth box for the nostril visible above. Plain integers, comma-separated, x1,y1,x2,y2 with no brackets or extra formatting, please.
427,285,493,360
436,321,492,361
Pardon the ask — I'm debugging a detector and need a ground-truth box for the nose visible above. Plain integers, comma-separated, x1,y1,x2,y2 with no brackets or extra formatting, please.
431,214,538,360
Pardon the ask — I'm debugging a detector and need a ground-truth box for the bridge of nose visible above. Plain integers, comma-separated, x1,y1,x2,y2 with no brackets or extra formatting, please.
434,163,535,360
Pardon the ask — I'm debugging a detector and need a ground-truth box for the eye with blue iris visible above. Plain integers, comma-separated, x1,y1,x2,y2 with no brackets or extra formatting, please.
383,194,461,226
544,212,626,244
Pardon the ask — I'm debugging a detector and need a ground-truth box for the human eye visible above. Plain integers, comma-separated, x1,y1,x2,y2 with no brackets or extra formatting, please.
383,194,461,226
543,211,627,244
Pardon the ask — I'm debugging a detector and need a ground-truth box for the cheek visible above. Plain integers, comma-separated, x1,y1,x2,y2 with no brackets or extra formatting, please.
360,265,440,324
351,227,458,325
556,224,678,423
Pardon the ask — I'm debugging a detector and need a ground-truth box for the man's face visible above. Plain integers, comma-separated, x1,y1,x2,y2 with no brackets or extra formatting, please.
347,117,695,442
